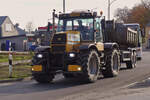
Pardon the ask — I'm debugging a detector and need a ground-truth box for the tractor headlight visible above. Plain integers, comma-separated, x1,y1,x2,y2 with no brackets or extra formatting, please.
67,33,80,44
69,53,76,58
37,54,43,58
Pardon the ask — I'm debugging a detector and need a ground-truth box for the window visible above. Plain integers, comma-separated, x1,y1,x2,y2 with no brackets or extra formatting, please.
57,18,94,41
5,24,12,32
66,21,72,30
95,18,103,42
57,20,63,32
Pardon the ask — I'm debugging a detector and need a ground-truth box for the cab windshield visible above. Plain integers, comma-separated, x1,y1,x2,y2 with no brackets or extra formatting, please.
57,18,94,41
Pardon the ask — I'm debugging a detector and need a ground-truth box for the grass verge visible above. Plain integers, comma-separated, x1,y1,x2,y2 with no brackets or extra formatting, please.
0,64,32,81
0,54,32,63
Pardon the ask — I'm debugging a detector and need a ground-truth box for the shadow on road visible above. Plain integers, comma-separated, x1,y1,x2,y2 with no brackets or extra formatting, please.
128,78,150,89
0,75,104,95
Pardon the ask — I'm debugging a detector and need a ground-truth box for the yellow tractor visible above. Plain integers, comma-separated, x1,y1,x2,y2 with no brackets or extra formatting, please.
31,10,121,83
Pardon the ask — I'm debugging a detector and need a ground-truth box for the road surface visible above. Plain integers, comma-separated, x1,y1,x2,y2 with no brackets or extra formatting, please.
0,51,150,100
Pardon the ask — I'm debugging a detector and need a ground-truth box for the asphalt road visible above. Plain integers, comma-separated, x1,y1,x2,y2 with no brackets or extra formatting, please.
0,51,150,100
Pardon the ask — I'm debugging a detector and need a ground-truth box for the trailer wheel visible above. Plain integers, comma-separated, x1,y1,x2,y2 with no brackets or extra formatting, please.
126,51,137,69
33,73,54,83
81,50,100,83
102,49,120,78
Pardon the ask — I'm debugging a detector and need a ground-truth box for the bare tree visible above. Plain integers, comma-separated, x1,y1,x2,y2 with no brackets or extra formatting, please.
141,0,150,10
114,7,130,23
26,22,34,33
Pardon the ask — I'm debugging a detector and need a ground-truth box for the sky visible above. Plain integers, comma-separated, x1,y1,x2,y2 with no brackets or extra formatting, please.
0,0,141,29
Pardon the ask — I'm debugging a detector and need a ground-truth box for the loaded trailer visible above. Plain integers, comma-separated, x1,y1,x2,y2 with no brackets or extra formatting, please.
31,10,142,83
104,20,138,70
124,23,143,60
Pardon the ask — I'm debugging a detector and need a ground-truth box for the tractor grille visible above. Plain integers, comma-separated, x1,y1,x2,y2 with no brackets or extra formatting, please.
52,34,66,52
52,34,66,44
52,45,66,52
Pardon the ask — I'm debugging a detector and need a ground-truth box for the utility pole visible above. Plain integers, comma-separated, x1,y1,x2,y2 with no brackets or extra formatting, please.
108,0,117,20
9,42,13,78
108,0,110,20
63,0,65,13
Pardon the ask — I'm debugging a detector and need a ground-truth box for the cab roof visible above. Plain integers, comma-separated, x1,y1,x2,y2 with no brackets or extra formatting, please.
59,10,96,19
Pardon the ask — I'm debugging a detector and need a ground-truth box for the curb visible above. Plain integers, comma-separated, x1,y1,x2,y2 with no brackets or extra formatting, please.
0,77,32,83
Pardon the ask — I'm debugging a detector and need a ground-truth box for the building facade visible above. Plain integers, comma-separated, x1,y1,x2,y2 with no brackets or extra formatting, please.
0,16,28,51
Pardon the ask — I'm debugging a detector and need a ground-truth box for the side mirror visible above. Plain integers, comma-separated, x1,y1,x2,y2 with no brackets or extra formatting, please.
101,19,105,29
47,22,51,32
93,12,97,17
141,29,145,37
55,14,58,18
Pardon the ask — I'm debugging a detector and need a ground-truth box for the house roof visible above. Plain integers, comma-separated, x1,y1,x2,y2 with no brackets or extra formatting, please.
16,26,27,35
0,34,26,39
0,16,7,26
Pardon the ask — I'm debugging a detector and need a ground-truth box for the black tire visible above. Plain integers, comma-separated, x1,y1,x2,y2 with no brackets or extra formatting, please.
63,73,75,79
137,57,142,61
126,51,137,69
33,73,54,83
102,49,120,78
81,50,100,83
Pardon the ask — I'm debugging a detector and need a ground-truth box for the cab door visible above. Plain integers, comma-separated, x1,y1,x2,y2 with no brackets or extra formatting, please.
95,18,104,51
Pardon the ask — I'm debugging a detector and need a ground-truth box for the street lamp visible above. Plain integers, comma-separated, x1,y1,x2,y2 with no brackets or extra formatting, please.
63,0,65,13
108,0,117,20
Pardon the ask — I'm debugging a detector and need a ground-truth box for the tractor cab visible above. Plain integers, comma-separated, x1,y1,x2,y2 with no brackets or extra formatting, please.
52,10,104,53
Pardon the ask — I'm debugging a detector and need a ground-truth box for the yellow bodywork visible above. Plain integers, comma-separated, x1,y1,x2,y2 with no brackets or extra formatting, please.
96,42,104,51
51,30,104,53
51,31,80,53
65,31,80,52
32,65,42,72
68,65,82,72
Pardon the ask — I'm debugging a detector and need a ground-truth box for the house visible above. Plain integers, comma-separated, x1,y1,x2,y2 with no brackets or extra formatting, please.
0,16,28,51
145,22,150,48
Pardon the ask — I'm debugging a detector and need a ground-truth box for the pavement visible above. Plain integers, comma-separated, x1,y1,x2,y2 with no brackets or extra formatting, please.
98,78,150,100
0,51,149,100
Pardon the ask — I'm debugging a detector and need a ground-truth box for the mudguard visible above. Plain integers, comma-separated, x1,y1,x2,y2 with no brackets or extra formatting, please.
32,46,51,65
104,43,119,51
35,46,51,52
79,44,98,52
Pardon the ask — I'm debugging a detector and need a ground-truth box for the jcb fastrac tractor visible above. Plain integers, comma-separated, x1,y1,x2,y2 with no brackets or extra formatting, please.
32,10,138,83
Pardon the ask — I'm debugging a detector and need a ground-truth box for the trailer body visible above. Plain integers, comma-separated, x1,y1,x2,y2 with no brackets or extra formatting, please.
104,20,138,49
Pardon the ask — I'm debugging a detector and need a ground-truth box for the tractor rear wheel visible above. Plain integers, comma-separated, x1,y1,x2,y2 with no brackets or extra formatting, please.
102,49,120,78
81,50,100,83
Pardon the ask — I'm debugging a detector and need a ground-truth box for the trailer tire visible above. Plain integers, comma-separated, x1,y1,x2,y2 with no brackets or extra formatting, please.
33,73,54,83
126,51,137,69
81,50,100,83
102,49,120,78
